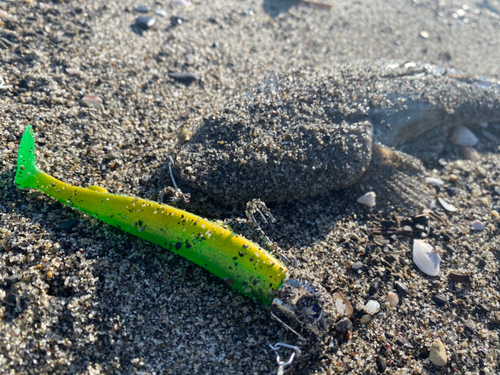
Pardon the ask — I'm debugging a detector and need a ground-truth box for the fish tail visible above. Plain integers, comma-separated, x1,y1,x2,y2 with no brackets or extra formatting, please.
15,125,43,189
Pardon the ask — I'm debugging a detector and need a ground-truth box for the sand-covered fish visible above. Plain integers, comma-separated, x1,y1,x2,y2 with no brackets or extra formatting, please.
173,61,500,204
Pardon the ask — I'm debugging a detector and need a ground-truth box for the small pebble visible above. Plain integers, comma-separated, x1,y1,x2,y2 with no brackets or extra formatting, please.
376,356,387,372
155,9,167,17
357,191,376,207
360,314,372,324
368,279,380,295
419,30,430,39
387,292,399,307
449,125,478,147
461,146,481,161
351,261,363,271
135,6,151,13
448,271,471,284
4,274,22,287
395,281,409,298
471,219,484,231
135,16,156,30
432,294,447,307
429,339,447,366
448,174,458,182
168,72,199,84
335,317,352,333
364,300,380,315
492,210,500,220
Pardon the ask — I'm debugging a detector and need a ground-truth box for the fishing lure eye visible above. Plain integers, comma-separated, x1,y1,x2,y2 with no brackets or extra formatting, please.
271,278,336,337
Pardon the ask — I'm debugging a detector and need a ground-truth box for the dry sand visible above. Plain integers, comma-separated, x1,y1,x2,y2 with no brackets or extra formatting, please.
1,0,500,374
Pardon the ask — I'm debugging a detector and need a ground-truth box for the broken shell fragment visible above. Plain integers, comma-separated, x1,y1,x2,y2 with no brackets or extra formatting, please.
413,239,441,276
387,292,399,307
357,192,376,207
471,220,485,231
437,197,458,212
363,300,380,315
425,177,444,187
449,125,478,147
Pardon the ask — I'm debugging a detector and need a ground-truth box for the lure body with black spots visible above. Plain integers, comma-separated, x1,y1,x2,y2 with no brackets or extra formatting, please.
15,125,288,305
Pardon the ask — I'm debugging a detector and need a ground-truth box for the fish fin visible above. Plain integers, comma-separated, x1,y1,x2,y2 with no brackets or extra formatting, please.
15,125,43,189
87,185,108,193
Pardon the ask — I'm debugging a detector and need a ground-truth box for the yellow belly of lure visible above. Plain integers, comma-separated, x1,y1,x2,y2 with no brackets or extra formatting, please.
15,125,287,305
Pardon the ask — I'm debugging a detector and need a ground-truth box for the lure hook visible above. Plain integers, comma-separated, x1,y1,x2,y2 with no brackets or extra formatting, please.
269,342,301,375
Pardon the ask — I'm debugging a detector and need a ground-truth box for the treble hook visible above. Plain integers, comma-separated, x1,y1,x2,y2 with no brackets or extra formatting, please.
269,342,301,375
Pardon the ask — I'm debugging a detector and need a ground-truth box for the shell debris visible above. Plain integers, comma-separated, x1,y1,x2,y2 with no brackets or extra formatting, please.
357,192,376,207
413,239,441,276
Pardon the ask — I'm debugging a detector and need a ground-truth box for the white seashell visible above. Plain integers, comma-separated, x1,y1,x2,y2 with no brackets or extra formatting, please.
357,192,376,207
363,300,380,315
425,177,444,187
387,292,399,307
437,197,458,212
449,125,478,147
471,220,484,231
413,239,441,276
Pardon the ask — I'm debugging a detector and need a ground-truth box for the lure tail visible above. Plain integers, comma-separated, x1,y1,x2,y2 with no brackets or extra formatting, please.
15,125,43,190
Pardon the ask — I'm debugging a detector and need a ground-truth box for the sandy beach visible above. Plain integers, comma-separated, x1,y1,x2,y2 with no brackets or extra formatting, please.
1,0,500,374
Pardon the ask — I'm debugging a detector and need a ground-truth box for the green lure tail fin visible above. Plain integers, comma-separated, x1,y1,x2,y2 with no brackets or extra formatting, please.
15,125,43,189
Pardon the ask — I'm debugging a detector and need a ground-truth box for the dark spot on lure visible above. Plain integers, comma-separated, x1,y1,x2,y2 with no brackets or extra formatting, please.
249,257,254,262
238,251,244,257
232,256,238,260
185,241,192,249
224,277,233,286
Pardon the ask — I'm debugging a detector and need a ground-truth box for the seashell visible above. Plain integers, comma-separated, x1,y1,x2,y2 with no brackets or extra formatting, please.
437,197,458,212
479,122,488,128
357,191,376,208
471,220,484,231
363,300,380,315
461,146,480,162
387,292,399,307
425,177,444,187
413,239,441,276
449,125,478,147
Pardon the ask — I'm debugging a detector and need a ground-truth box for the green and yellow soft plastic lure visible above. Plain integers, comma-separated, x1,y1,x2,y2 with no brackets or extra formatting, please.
15,125,287,305
15,125,336,340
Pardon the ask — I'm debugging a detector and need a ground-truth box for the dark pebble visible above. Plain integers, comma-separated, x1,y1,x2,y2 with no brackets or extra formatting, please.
381,220,396,228
6,282,23,307
4,274,22,287
432,294,447,307
395,281,409,298
449,271,471,284
168,72,199,84
396,338,405,346
478,259,487,268
413,214,429,224
335,317,352,333
384,254,397,264
135,16,155,30
369,279,380,295
60,219,79,231
464,325,475,335
135,6,151,13
376,356,387,372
